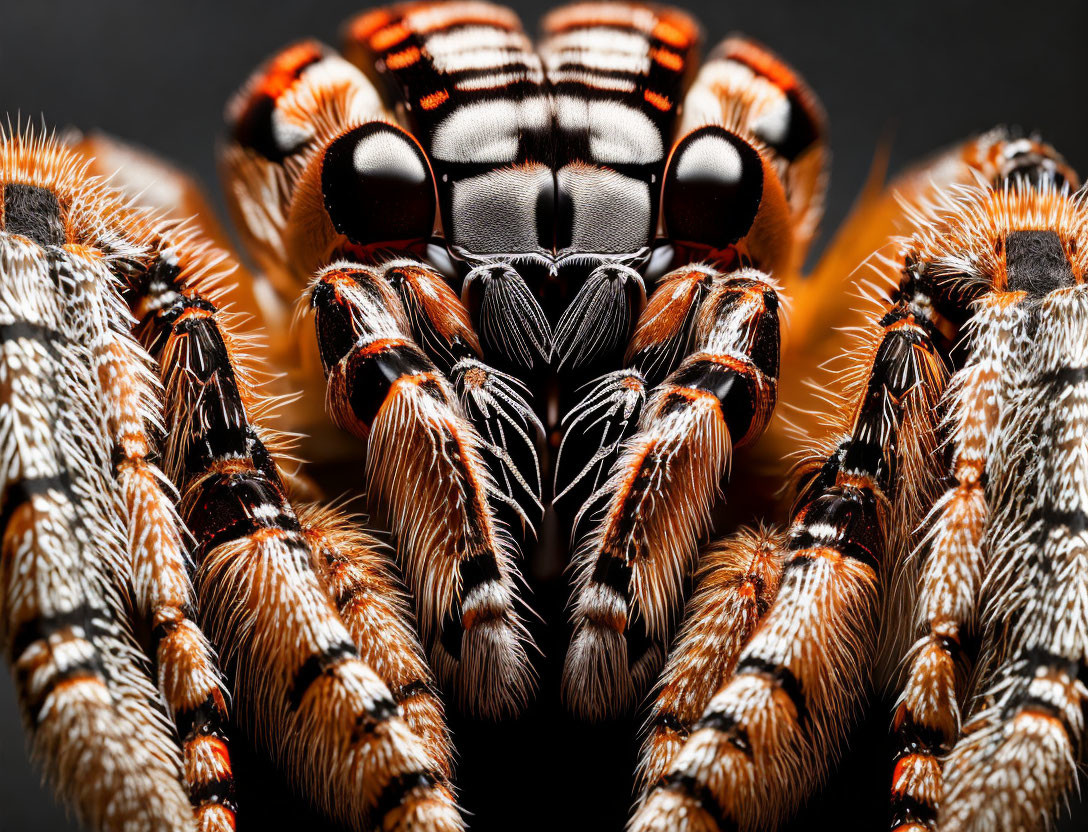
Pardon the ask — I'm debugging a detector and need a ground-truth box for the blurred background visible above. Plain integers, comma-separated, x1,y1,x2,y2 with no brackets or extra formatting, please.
1,0,1087,830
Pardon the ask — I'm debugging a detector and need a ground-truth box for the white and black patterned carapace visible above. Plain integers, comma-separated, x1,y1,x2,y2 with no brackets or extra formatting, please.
341,3,697,377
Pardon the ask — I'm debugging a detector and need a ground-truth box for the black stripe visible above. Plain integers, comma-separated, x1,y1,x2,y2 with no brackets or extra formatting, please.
334,579,368,610
893,709,952,757
841,310,942,486
787,486,882,573
659,772,736,832
889,792,938,829
1014,694,1076,736
148,604,200,667
651,710,690,737
162,305,250,472
589,551,632,600
351,694,400,743
0,320,67,350
188,774,238,815
175,692,229,743
457,550,503,601
8,600,105,665
3,184,65,247
1021,647,1082,678
693,710,752,755
0,473,72,536
666,361,759,442
734,657,808,725
15,649,105,722
344,342,435,432
393,680,432,703
372,771,439,826
288,640,358,709
1043,365,1088,388
185,468,301,555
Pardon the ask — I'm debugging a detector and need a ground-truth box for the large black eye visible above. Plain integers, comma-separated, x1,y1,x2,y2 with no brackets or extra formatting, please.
321,122,437,249
663,126,763,250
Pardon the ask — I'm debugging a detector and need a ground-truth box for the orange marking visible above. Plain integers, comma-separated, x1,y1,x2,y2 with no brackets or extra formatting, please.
258,42,324,102
704,353,757,376
643,89,672,111
604,439,659,555
210,458,258,476
886,315,923,332
173,306,214,325
419,89,450,110
323,272,361,294
1016,708,1069,730
386,45,421,69
792,546,845,566
52,674,104,695
652,19,694,48
725,39,802,95
206,736,233,776
358,337,411,358
348,9,392,42
891,753,927,793
371,23,411,52
836,471,877,491
666,386,721,406
251,527,290,544
396,371,440,389
649,47,684,72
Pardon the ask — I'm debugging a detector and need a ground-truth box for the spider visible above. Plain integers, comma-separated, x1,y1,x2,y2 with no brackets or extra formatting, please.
1,2,1085,832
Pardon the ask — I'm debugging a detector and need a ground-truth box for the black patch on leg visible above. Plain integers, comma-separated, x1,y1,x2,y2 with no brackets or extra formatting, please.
3,184,65,247
1005,230,1074,295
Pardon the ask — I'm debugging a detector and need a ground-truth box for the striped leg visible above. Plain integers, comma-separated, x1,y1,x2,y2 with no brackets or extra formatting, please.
562,269,781,720
889,293,1026,831
939,286,1088,832
0,236,193,832
140,263,461,831
299,503,453,778
637,526,785,792
311,264,535,718
631,295,948,831
375,258,544,530
60,246,236,831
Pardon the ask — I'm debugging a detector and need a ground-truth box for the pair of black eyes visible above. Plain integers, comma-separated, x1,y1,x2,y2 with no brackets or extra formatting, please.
320,121,765,253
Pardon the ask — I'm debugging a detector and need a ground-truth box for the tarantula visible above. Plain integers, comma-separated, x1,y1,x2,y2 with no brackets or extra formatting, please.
1,3,1085,832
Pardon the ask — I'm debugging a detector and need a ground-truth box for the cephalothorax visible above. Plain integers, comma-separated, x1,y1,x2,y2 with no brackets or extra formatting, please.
1,4,1085,832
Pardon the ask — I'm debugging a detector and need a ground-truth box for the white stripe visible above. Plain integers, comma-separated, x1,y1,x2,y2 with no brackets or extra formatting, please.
555,96,663,164
545,29,649,59
423,25,531,56
544,47,651,75
547,70,635,93
430,47,539,74
455,69,545,91
431,97,550,163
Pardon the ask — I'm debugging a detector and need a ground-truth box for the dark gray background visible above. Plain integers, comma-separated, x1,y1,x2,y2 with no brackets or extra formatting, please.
2,1,1087,830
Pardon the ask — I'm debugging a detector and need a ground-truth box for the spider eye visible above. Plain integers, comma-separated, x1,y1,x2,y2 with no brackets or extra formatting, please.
662,126,764,250
321,122,437,249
